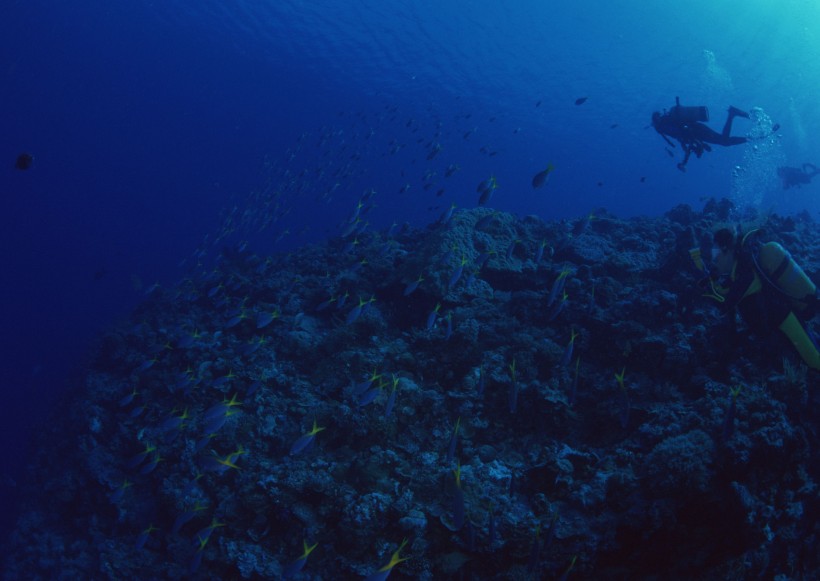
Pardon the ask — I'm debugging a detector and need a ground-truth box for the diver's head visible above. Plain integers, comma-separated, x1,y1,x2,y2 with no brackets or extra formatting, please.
651,111,661,128
712,228,736,275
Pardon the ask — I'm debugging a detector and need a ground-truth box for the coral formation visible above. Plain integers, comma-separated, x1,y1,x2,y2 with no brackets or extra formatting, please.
3,201,820,579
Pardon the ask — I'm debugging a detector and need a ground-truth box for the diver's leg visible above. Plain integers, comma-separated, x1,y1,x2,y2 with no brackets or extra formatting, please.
677,146,692,172
779,312,820,371
693,124,741,147
722,106,750,140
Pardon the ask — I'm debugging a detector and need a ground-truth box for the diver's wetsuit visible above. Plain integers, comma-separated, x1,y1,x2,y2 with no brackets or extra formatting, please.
653,105,748,170
778,163,820,190
714,234,820,371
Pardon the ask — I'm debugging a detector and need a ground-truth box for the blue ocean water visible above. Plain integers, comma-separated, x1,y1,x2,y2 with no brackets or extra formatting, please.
2,0,820,565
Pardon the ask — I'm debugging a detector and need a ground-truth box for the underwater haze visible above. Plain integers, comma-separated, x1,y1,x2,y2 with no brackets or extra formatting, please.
3,0,820,577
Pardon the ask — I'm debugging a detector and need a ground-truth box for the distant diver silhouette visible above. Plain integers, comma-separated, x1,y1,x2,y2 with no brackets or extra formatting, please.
778,163,820,190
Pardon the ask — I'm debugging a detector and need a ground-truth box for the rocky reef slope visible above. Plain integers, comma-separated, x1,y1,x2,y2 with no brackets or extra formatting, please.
4,200,819,580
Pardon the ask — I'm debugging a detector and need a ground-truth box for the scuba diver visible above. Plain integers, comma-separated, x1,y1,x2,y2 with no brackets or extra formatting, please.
652,97,751,172
690,226,820,371
777,163,820,190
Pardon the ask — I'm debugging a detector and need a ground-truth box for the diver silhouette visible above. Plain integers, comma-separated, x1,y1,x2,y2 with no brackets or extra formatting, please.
652,97,750,172
695,226,820,372
778,163,820,190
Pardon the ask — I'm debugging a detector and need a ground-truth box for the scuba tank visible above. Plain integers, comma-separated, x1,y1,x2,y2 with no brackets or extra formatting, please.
671,96,709,124
756,241,817,311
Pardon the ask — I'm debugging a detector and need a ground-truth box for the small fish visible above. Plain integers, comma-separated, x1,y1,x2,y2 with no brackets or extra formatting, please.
438,202,457,225
384,375,400,418
14,152,34,170
571,213,594,238
426,303,442,330
126,444,156,469
534,240,548,266
204,394,242,422
109,479,133,504
189,534,209,574
476,251,492,270
531,163,555,189
548,269,570,306
403,273,424,296
547,291,568,321
476,175,495,192
447,417,460,462
346,296,370,324
283,541,319,580
139,453,164,474
290,420,326,455
560,329,578,368
118,388,139,407
557,556,578,581
316,295,337,312
448,257,468,289
574,97,588,105
135,524,159,550
255,309,279,329
358,382,382,407
452,462,465,530
477,175,498,206
506,239,518,261
171,502,208,535
336,291,350,310
363,538,409,581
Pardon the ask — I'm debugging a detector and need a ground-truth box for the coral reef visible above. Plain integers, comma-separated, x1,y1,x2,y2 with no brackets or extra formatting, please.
4,201,820,580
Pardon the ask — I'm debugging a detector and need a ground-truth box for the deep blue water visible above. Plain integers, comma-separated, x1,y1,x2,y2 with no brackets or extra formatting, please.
2,0,819,546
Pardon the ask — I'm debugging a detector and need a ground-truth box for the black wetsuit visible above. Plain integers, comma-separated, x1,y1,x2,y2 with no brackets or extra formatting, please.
653,104,747,171
778,163,819,190
714,236,820,371
718,244,787,335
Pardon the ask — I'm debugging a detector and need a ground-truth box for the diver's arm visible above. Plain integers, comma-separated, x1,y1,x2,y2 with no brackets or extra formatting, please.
677,144,692,171
719,267,756,314
659,133,676,148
